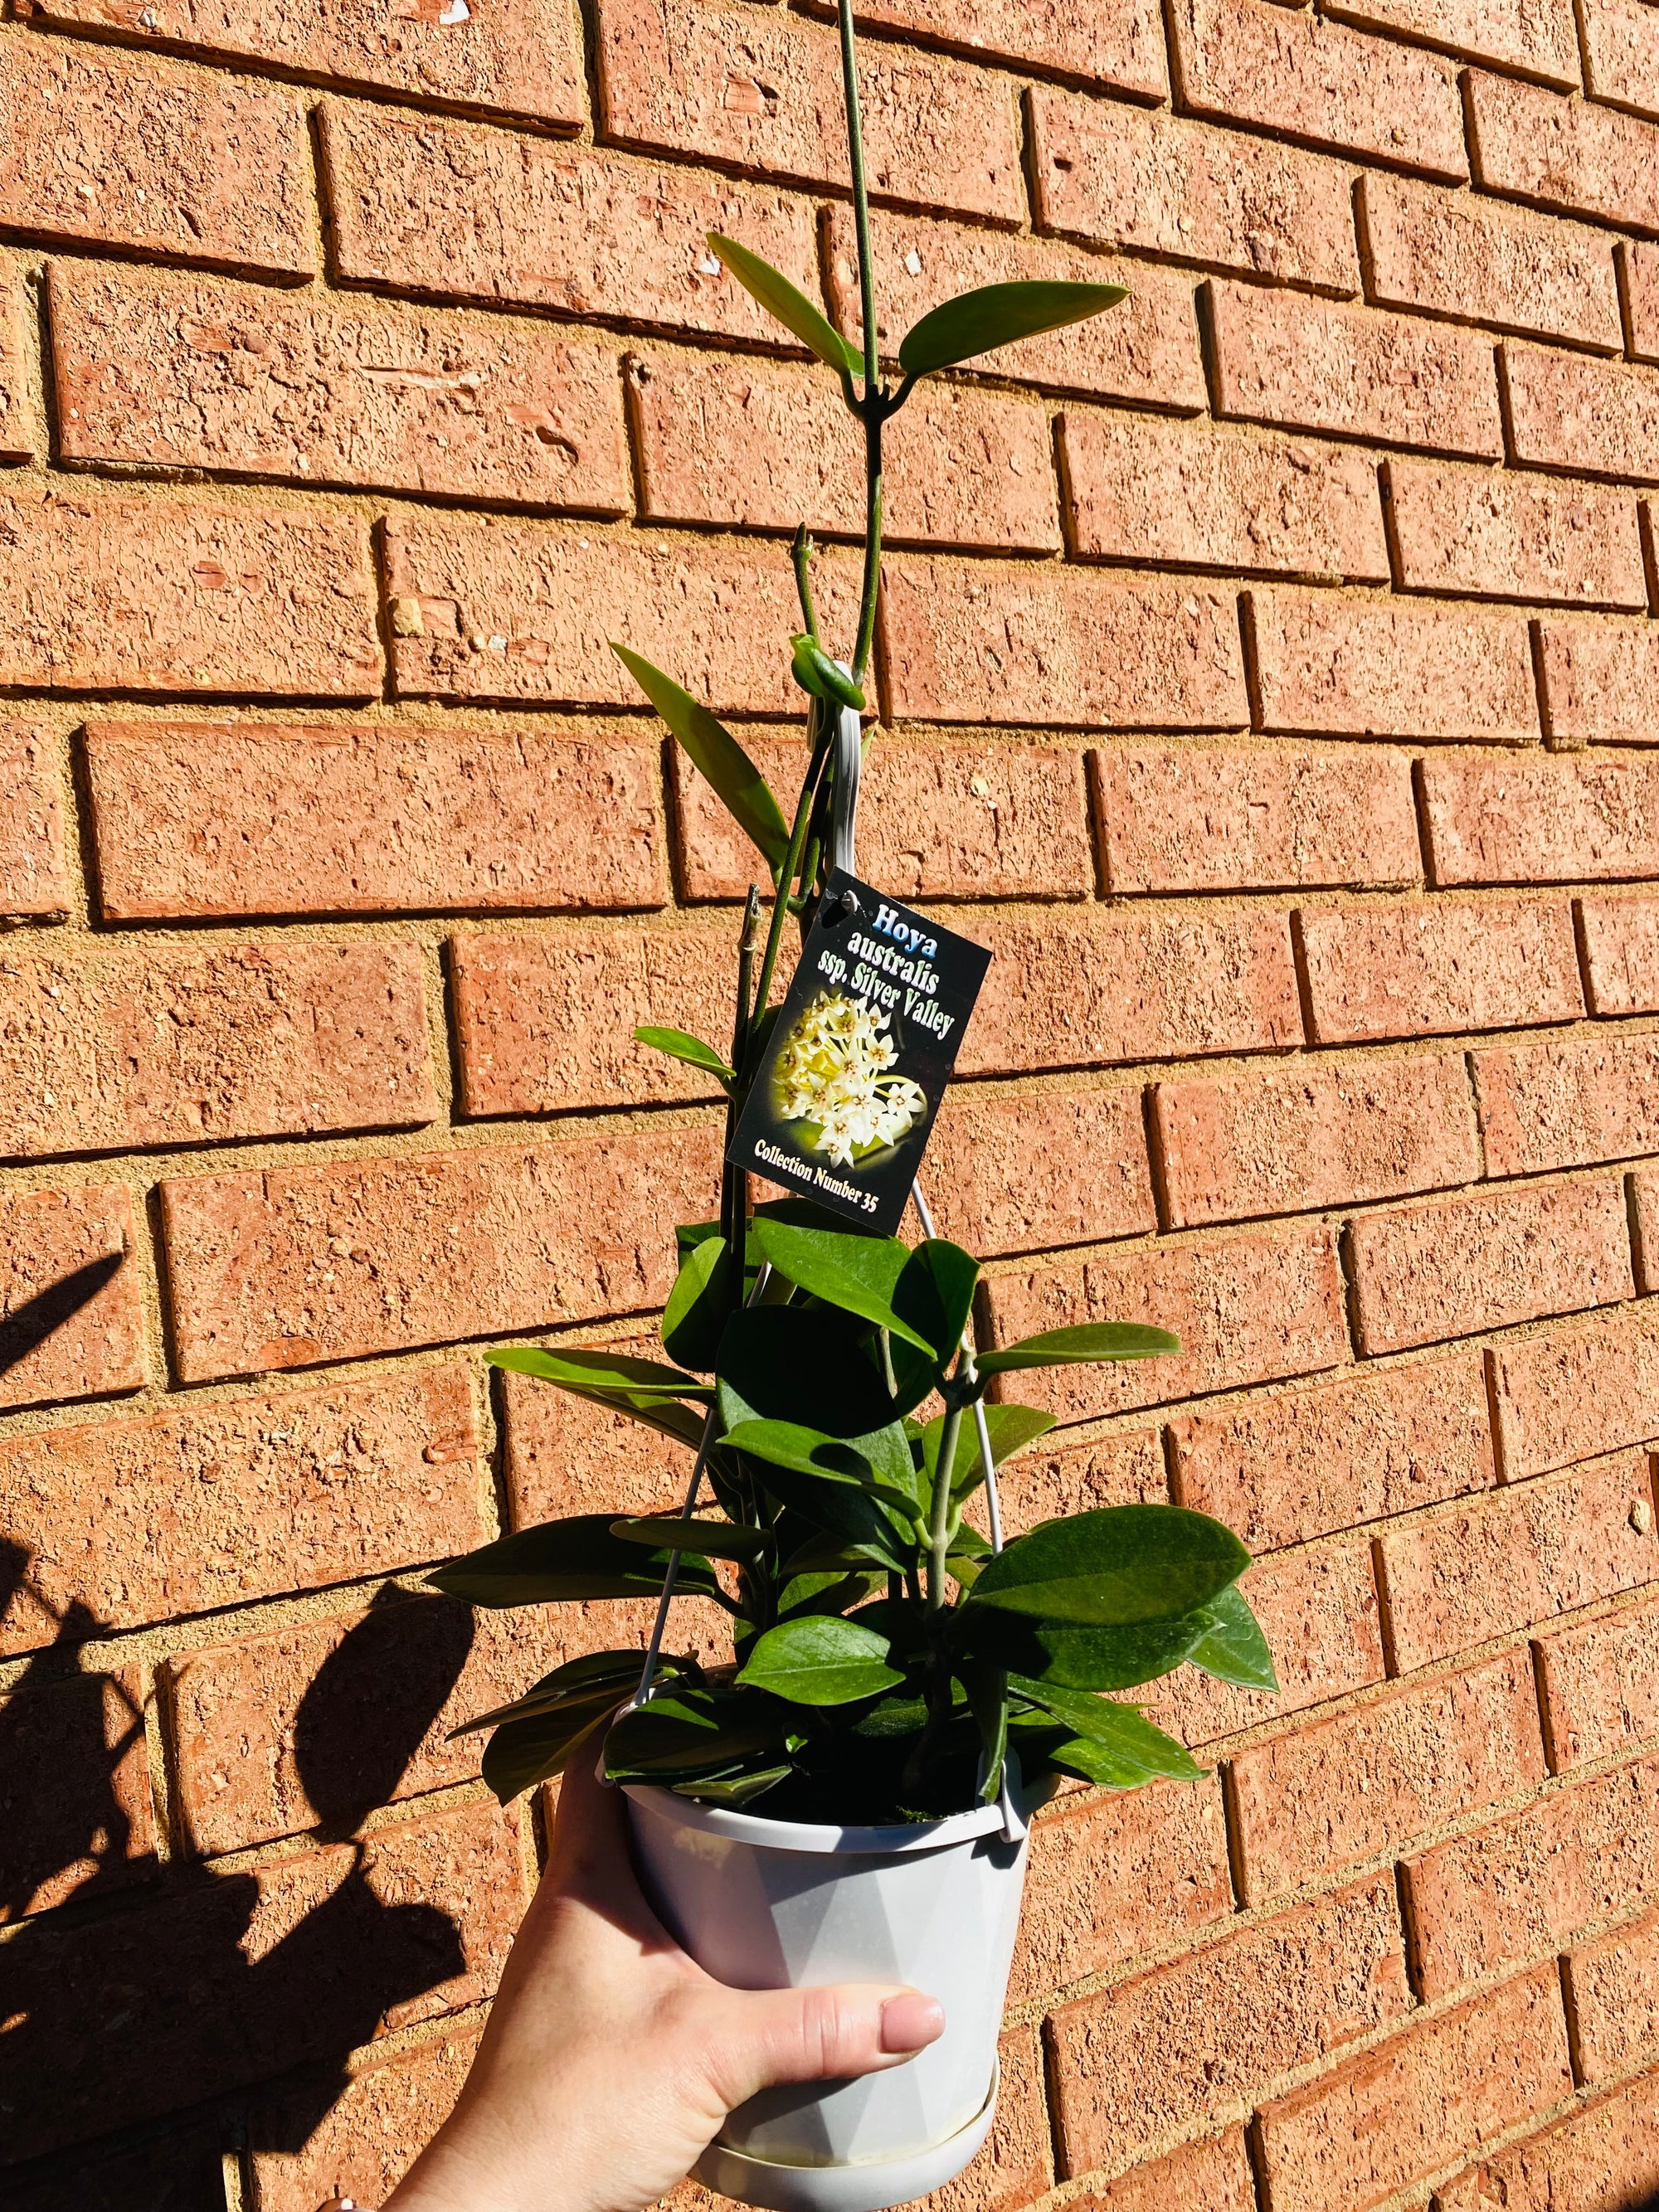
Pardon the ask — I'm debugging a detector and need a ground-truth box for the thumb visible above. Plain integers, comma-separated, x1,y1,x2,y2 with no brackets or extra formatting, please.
694,1982,946,2112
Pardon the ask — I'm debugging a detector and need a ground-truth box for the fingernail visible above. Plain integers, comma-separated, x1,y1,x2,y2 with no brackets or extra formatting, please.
880,1993,946,2054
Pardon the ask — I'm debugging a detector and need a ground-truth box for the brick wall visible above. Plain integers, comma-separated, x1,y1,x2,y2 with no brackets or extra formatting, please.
5,0,1659,2205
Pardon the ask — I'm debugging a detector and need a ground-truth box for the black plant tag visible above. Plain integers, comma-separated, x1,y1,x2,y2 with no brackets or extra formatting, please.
727,868,990,1234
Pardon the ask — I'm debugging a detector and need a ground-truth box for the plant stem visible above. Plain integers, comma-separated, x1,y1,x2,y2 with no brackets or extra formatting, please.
742,710,835,1071
791,525,819,640
837,0,879,412
926,1396,963,1614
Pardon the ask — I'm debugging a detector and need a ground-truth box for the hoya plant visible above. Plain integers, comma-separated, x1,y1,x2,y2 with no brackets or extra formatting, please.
431,0,1274,1821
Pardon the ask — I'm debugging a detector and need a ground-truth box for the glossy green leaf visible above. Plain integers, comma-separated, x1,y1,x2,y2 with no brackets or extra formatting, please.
487,1345,709,1450
1013,1714,1204,1791
448,1648,666,1738
957,1654,1008,1803
894,1238,981,1364
480,1699,615,1802
898,279,1127,379
428,1514,722,1608
975,1323,1180,1377
736,1616,904,1705
1185,1582,1278,1692
605,1686,786,1779
717,1305,902,1438
957,1605,1210,1692
720,1419,918,1519
612,1515,770,1563
486,1345,710,1400
742,1453,912,1573
707,231,866,381
662,1235,735,1373
635,1026,734,1087
611,644,789,873
791,635,866,712
920,1402,1057,1500
673,1764,793,1807
963,1504,1249,1626
1010,1675,1201,1776
747,1218,932,1351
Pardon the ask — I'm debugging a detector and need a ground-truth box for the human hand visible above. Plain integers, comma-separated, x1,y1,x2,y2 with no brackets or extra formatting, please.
385,1755,946,2212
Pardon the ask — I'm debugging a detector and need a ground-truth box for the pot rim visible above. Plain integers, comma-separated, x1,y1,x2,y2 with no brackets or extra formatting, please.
621,1758,1042,1857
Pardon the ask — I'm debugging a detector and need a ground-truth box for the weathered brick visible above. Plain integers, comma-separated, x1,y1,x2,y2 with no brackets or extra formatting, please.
1535,1590,1659,1770
1254,1965,1573,2212
0,1367,485,1655
1360,172,1623,352
1010,1775,1233,2004
671,737,1093,904
1503,342,1659,484
1228,1651,1548,1902
1637,1169,1659,1293
963,906,1301,1076
318,102,822,342
1579,894,1659,1013
0,1182,146,1413
1046,1874,1410,2177
995,1430,1167,1541
1404,1758,1659,2000
1349,1177,1635,1356
7,2124,227,2212
248,2027,479,2212
823,207,1205,411
1539,620,1659,747
0,724,68,919
1625,239,1659,365
1152,1053,1479,1228
1384,459,1645,610
984,1222,1350,1425
0,34,312,279
631,349,1060,552
83,720,668,922
500,1334,694,1529
1209,281,1504,458
923,1085,1157,1257
1321,0,1580,89
1060,412,1388,582
0,939,435,1159
595,0,1022,224
1169,0,1467,177
1028,87,1360,293
1094,742,1421,895
1436,2069,1659,2212
0,1795,523,2162
880,557,1250,729
1491,1306,1659,1479
50,263,630,513
1170,1351,1496,1553
1469,69,1659,233
1581,0,1659,121
160,1128,722,1380
1421,750,1659,886
1378,1451,1659,1671
0,1666,156,1922
810,0,1168,98
0,487,380,697
1298,895,1584,1043
0,260,34,460
1566,1906,1659,2082
1477,1030,1659,1176
1248,588,1539,744
383,516,860,712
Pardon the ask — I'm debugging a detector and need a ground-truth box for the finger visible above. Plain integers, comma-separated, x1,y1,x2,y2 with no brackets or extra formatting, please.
695,1982,946,2110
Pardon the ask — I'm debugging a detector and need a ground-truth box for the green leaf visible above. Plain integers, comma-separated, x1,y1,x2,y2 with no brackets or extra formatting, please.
963,1505,1249,1626
956,1655,1007,1804
919,1402,1056,1500
487,1345,710,1450
487,1345,710,1402
635,1026,734,1087
777,1568,885,1618
747,1218,933,1352
719,1419,918,1519
717,1305,903,1438
791,634,867,712
737,1616,904,1705
605,1686,785,1779
1185,1583,1278,1692
480,1699,615,1802
975,1323,1180,1377
1014,1713,1204,1791
428,1514,722,1607
611,644,789,874
898,279,1127,379
612,1515,770,1563
673,1764,793,1807
662,1236,735,1373
957,1606,1209,1692
1010,1676,1201,1776
896,1238,980,1362
707,231,866,380
448,1648,668,1738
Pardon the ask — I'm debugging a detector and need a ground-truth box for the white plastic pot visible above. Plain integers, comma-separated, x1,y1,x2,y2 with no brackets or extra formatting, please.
624,1772,1040,2212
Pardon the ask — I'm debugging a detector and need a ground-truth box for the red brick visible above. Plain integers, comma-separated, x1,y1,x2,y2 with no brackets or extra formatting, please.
984,1221,1350,1425
1625,239,1659,365
7,2125,226,2212
0,260,34,460
1170,0,1467,178
809,0,1168,99
1094,742,1421,895
1404,1759,1659,2000
1566,1906,1659,2082
1170,1351,1496,1553
248,2027,479,2212
1063,2127,1254,2212
1010,1775,1233,2004
1539,620,1659,746
1469,69,1659,233
1385,459,1645,610
1248,588,1539,744
1045,1874,1410,2177
0,1182,146,1413
50,264,630,513
1360,172,1623,352
823,206,1205,411
22,0,583,127
1581,0,1659,121
880,557,1250,729
1153,1053,1479,1229
0,1666,155,1922
1503,342,1659,484
1477,1031,1659,1175
1348,1177,1636,1355
0,938,435,1159
1378,1451,1659,1671
1491,1306,1659,1479
594,0,1022,225
1421,750,1659,887
1578,894,1659,1014
1436,2068,1659,2212
1535,1590,1659,1771
922,1086,1157,1258
1321,0,1580,89
1060,412,1388,582
630,349,1060,552
0,724,68,919
0,1795,523,2162
383,516,861,713
963,906,1301,1076
1028,87,1360,293
1637,1169,1659,1292
83,719,667,923
0,487,380,698
672,737,1093,904
500,1334,694,1529
1228,1651,1548,1903
0,1367,485,1656
1299,895,1584,1043
1254,1964,1573,2212
0,35,312,279
1209,281,1504,459
160,1127,722,1381
995,1430,1167,1544
318,102,823,343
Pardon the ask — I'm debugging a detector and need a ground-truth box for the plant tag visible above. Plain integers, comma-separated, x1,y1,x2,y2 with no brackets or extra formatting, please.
727,868,990,1232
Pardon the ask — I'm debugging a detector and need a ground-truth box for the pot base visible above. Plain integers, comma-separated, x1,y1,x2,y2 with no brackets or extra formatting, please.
691,2064,998,2212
